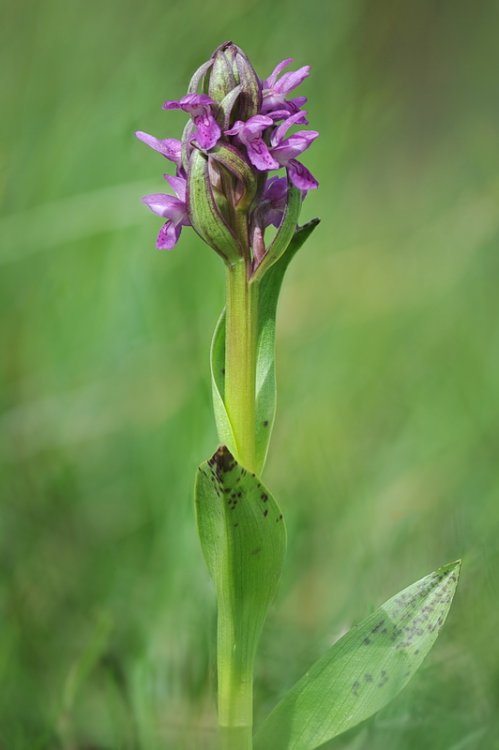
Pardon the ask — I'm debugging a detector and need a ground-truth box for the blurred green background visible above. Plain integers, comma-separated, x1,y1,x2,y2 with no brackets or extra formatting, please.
1,0,498,748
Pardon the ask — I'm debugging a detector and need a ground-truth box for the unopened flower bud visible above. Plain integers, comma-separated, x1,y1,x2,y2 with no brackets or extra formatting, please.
208,42,261,122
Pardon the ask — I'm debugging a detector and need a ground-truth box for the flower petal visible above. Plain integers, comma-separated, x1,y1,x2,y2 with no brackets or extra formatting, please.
225,120,245,137
142,193,186,220
266,108,294,121
271,111,310,147
287,159,318,191
163,94,216,115
273,65,310,94
246,139,280,171
266,103,309,121
135,131,182,164
263,58,293,89
263,176,288,204
164,174,187,202
272,132,320,164
156,220,182,250
259,177,288,228
181,93,215,109
242,115,274,138
162,100,182,111
192,111,221,150
289,96,307,109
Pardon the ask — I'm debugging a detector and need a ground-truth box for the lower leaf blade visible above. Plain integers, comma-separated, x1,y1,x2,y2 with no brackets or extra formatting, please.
195,445,287,725
254,560,461,750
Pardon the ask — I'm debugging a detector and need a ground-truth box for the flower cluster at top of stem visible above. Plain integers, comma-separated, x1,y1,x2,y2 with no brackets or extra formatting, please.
135,41,318,274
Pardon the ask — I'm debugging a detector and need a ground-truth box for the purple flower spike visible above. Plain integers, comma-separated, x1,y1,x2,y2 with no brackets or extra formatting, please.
136,43,319,261
142,175,190,250
135,131,182,166
225,115,278,171
261,58,310,117
163,93,221,150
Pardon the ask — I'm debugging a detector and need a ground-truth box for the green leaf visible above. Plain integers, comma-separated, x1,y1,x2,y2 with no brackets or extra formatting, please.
195,446,286,695
254,560,461,750
210,310,237,457
253,219,320,471
210,220,320,474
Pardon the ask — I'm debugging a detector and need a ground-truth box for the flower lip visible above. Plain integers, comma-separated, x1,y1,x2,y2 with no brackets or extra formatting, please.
156,221,182,250
287,159,318,191
225,115,279,171
142,173,190,250
163,94,221,151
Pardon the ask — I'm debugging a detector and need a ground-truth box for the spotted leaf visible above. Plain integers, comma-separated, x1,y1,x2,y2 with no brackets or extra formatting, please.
254,561,461,750
195,446,286,701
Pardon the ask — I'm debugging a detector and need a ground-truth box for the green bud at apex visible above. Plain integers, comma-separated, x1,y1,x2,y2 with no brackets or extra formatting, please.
208,42,261,119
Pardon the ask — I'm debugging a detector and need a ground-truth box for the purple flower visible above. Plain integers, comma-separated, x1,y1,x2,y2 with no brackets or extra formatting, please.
261,58,310,119
225,115,278,171
251,177,289,264
259,177,288,228
269,111,319,190
163,93,221,150
135,131,182,167
226,111,319,191
142,175,190,250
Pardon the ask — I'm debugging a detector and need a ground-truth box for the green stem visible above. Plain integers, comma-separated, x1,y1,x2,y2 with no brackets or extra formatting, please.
224,259,258,473
219,726,252,750
217,588,254,744
218,259,258,749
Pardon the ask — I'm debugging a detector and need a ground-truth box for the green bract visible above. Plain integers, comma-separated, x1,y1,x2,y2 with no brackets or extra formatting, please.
188,149,242,263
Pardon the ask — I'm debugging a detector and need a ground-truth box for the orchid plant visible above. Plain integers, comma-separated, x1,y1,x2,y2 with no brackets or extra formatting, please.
135,42,460,750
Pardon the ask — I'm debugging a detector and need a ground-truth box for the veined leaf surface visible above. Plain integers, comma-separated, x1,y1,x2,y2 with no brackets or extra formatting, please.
254,561,461,750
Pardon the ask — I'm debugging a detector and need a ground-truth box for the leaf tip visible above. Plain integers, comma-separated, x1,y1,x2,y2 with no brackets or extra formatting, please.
301,216,320,230
207,444,237,474
436,559,462,580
